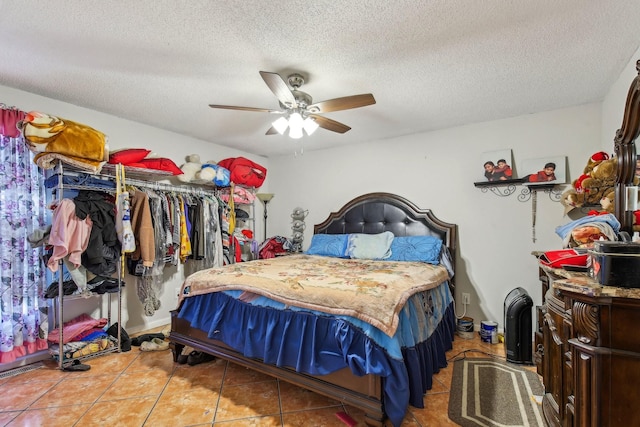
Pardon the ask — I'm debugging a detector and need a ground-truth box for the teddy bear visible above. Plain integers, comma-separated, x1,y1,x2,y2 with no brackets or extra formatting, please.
599,189,616,213
563,152,617,210
594,190,640,232
579,156,617,205
571,151,610,192
177,154,202,183
561,152,618,214
586,151,609,170
560,189,587,213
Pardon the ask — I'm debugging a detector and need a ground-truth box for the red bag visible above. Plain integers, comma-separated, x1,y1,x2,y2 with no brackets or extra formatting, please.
217,157,267,188
539,249,588,268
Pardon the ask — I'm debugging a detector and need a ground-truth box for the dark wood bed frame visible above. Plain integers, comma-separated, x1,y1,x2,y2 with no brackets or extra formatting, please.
169,192,457,426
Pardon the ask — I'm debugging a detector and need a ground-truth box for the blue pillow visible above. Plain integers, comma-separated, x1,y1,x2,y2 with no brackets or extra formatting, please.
387,236,443,264
305,234,348,257
346,231,394,260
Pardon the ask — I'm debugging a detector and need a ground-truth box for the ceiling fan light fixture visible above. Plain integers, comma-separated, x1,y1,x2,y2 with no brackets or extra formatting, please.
288,112,304,128
272,116,289,134
302,117,319,136
287,112,304,139
289,126,303,139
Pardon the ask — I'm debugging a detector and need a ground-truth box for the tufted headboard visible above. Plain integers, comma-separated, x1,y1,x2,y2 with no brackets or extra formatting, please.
314,192,457,288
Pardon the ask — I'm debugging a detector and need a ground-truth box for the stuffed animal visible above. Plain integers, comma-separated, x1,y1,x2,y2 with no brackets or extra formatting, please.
177,154,202,183
600,189,616,213
587,151,609,169
573,173,590,193
197,161,231,186
584,157,616,186
560,189,587,213
580,156,617,204
197,161,217,181
563,152,617,209
573,151,609,190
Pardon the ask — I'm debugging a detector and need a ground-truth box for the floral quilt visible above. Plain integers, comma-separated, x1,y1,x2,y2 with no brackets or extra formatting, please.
180,254,449,336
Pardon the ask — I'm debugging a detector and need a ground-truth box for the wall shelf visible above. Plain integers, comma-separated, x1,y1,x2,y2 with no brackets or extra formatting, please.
474,180,562,202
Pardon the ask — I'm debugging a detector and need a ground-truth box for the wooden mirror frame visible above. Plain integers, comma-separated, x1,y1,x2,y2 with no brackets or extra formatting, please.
614,60,640,234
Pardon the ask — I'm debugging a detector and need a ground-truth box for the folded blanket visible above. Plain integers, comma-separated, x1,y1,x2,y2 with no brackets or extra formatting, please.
556,213,620,247
17,111,108,172
48,313,107,344
35,151,106,174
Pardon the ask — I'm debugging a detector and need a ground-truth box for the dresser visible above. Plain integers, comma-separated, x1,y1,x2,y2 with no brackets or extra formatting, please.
536,264,640,426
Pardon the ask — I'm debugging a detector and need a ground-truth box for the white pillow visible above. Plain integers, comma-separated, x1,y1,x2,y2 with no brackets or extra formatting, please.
346,231,394,260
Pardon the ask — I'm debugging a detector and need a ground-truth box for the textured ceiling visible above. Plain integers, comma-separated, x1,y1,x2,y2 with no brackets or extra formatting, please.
1,1,639,157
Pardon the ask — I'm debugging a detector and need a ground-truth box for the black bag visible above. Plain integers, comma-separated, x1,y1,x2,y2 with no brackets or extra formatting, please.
106,322,131,352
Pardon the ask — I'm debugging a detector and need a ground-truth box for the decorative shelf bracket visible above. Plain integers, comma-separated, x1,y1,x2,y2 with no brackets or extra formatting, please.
478,184,517,197
518,185,564,203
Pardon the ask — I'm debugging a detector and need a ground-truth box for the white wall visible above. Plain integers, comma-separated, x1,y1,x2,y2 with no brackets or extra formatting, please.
0,84,270,334
266,104,602,330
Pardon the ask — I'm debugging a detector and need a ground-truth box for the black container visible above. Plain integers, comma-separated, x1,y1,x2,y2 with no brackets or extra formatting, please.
504,287,533,365
589,240,640,288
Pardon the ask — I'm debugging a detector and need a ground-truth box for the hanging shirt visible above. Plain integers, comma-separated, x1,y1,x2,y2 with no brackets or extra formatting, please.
47,199,92,272
178,196,192,262
129,189,155,267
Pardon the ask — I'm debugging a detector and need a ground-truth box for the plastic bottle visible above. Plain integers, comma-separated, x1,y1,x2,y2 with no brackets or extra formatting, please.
633,232,640,243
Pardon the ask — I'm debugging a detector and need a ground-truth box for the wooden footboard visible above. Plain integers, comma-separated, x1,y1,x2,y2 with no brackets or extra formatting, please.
169,310,385,427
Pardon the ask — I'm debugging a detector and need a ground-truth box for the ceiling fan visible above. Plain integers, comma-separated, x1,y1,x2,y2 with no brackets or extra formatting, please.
209,71,376,138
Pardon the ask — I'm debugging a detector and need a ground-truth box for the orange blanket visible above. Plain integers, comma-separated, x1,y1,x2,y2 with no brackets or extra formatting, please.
18,111,108,173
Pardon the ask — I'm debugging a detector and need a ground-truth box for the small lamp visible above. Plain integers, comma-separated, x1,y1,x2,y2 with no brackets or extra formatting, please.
256,193,275,241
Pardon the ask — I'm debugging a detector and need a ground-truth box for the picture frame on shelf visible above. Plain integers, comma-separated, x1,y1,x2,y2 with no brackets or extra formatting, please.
521,155,567,186
475,149,519,184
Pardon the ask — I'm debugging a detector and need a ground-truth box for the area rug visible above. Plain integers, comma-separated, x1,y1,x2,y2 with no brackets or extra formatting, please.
448,357,544,427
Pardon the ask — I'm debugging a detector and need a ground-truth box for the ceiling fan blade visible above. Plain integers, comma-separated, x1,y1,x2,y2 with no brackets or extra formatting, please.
307,94,375,113
209,104,281,113
259,71,297,108
308,114,351,134
265,126,279,135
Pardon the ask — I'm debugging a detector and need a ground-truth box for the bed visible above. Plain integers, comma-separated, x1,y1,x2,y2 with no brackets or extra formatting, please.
168,192,457,426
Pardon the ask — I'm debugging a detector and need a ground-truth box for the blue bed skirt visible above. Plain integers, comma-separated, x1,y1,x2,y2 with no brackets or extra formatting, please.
178,290,455,427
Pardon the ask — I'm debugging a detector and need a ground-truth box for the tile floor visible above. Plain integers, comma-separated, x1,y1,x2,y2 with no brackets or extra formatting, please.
0,328,518,427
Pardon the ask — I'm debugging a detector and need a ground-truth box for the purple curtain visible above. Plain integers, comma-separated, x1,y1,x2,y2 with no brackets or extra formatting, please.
0,104,49,364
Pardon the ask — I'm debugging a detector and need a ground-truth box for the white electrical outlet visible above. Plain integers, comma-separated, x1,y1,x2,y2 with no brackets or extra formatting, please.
462,293,471,305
